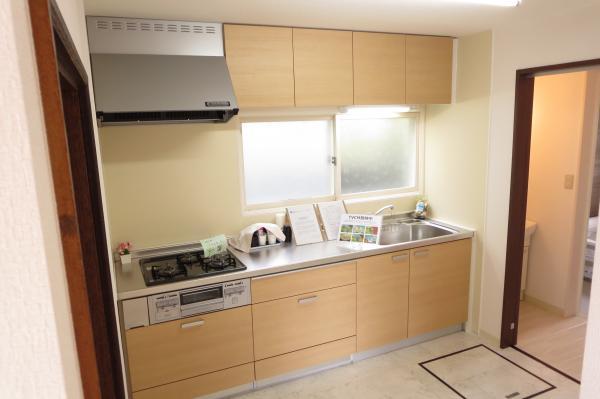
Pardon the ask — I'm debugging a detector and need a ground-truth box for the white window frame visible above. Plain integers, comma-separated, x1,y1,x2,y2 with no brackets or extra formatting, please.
239,109,424,214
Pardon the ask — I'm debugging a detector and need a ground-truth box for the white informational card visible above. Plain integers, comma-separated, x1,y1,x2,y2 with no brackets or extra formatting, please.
338,214,383,247
287,204,324,246
317,200,347,241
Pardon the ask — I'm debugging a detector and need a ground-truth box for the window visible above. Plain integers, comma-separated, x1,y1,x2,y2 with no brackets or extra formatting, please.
240,110,421,210
241,119,334,206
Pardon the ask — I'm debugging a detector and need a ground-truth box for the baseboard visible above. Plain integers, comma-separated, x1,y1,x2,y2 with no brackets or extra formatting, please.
523,294,565,316
477,328,500,346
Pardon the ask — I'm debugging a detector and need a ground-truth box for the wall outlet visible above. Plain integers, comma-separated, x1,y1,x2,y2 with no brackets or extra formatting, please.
564,174,575,190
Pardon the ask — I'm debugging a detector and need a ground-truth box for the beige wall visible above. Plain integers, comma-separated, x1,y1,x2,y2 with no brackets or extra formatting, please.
525,71,593,313
424,31,492,333
100,119,418,249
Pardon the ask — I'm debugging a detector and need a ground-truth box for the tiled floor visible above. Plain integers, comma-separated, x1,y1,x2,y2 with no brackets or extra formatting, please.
233,332,579,399
518,299,588,380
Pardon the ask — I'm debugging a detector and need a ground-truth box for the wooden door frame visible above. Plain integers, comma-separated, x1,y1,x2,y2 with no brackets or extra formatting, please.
28,0,124,397
501,58,600,348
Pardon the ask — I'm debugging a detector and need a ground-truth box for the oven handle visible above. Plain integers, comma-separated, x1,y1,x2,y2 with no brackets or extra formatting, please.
181,320,205,329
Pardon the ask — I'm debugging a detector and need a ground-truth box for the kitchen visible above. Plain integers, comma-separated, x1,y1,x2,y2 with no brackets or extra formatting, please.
4,0,600,399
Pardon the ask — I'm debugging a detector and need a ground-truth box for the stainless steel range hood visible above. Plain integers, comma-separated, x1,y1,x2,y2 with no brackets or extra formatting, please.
86,17,238,125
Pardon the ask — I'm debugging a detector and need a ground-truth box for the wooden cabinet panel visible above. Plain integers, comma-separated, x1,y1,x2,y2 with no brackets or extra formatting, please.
126,306,254,391
255,336,356,380
357,251,409,352
132,363,254,399
253,284,357,360
408,239,471,337
406,35,453,104
224,24,295,107
293,28,353,106
251,261,356,303
353,32,406,105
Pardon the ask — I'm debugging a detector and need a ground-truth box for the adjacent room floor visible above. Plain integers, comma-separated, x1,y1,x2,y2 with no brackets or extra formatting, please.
233,332,579,399
517,289,590,381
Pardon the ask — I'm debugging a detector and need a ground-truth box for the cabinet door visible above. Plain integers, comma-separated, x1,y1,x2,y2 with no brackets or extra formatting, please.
126,306,254,392
224,24,295,107
408,239,471,337
406,35,453,104
252,284,356,360
293,28,353,106
357,251,409,352
353,32,406,105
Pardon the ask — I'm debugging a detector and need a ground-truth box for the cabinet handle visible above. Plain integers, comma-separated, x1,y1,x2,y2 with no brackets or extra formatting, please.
181,320,205,329
392,254,408,263
298,295,318,305
414,249,429,258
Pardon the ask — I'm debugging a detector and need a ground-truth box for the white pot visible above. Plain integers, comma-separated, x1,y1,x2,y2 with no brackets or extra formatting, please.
120,254,132,273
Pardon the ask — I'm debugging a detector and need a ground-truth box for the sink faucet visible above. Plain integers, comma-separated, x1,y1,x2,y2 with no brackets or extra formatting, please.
375,204,394,216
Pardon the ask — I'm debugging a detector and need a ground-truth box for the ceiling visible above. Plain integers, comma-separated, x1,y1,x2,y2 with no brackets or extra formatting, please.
83,0,524,37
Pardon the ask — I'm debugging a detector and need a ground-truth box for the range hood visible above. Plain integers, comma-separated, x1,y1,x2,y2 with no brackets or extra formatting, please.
86,17,238,125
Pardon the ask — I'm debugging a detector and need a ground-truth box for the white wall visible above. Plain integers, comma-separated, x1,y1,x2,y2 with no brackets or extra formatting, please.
425,31,492,333
477,0,600,395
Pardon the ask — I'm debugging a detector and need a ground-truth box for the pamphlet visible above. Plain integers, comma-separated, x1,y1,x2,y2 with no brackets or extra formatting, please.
287,204,324,245
317,200,347,241
338,214,383,246
200,234,228,257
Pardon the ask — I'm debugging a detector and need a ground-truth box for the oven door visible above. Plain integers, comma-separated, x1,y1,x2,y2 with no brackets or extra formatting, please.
179,284,224,317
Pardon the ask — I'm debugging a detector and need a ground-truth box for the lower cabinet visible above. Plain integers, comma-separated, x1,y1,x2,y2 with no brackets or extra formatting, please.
408,239,472,337
357,251,410,352
252,284,357,360
132,363,254,399
125,306,254,392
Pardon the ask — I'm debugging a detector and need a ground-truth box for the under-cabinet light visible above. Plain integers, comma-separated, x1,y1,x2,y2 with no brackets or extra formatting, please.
440,0,521,6
339,106,413,119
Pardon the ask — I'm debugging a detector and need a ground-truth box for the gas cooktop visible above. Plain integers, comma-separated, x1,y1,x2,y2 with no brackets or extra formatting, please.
139,250,246,286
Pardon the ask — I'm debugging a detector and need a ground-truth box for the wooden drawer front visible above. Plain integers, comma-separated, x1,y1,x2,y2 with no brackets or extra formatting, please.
406,35,453,104
357,251,409,352
408,239,471,337
132,363,254,399
255,336,356,380
224,24,295,108
293,28,354,106
126,306,254,391
251,261,356,303
253,284,357,360
353,31,406,105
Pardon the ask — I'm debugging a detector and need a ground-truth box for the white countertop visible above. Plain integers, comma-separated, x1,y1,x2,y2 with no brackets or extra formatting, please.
115,220,474,301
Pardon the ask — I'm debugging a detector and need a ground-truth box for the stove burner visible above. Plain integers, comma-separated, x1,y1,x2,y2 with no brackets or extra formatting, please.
151,263,186,280
177,252,200,266
202,253,236,271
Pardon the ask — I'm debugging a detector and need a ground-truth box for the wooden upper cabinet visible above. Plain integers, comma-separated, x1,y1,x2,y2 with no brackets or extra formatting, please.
353,32,406,105
224,24,295,107
293,28,354,106
406,35,453,104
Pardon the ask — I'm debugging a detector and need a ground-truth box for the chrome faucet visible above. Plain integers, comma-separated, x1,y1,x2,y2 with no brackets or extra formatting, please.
375,204,395,216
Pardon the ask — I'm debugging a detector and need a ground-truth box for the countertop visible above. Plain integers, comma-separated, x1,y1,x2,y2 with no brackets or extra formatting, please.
115,219,474,301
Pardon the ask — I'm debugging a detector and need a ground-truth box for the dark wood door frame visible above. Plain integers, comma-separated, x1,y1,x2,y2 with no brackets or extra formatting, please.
28,1,124,397
501,58,600,349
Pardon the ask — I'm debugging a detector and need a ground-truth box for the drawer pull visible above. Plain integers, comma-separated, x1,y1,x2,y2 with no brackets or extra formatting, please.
392,254,408,263
414,249,429,258
298,295,318,305
181,320,205,329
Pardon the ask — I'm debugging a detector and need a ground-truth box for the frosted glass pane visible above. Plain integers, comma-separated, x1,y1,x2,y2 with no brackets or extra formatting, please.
337,117,417,194
242,120,333,205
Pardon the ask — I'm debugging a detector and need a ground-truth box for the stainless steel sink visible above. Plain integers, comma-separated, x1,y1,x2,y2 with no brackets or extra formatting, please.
379,221,456,245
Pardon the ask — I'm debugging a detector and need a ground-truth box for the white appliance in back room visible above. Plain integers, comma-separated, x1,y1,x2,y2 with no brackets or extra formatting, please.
521,220,538,300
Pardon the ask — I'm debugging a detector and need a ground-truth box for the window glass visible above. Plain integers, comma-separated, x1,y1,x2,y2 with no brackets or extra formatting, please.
337,116,417,195
241,120,333,205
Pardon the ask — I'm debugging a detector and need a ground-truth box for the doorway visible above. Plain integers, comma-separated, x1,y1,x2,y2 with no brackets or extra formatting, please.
501,60,600,382
28,0,125,397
